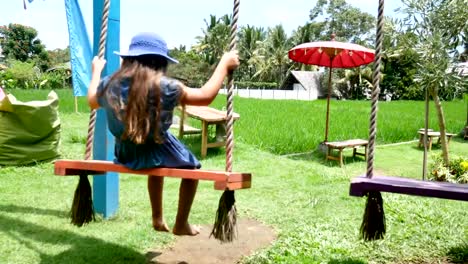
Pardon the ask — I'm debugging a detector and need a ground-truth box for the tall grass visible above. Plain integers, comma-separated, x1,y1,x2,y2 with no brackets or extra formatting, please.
210,96,464,154
8,89,465,155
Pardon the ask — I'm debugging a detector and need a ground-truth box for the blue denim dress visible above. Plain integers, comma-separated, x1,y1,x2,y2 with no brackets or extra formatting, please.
97,76,201,170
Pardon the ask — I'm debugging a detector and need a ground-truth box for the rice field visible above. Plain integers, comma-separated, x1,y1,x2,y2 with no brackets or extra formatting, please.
9,89,465,155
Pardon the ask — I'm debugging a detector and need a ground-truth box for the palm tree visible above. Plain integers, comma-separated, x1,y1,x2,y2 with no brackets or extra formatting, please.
194,14,231,66
290,23,319,72
254,25,292,85
336,66,374,99
238,25,266,81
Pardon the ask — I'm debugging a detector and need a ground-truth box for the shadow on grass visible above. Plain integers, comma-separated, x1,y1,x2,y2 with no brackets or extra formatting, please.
410,144,444,152
0,204,67,219
0,213,146,264
452,136,467,144
328,258,367,264
0,157,56,168
447,243,468,263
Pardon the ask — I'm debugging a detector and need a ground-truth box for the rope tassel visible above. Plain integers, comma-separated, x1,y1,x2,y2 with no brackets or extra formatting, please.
210,190,237,243
70,175,95,227
69,0,110,226
360,191,385,241
210,0,240,243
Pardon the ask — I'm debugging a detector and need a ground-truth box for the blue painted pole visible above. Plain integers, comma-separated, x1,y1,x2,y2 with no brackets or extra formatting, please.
92,0,120,218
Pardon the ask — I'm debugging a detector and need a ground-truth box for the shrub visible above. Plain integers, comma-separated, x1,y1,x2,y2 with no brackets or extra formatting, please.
430,155,468,183
0,60,71,90
1,60,40,89
40,70,71,90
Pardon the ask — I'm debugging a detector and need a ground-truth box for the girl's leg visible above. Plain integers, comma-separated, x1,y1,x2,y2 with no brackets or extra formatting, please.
148,176,169,232
173,178,200,236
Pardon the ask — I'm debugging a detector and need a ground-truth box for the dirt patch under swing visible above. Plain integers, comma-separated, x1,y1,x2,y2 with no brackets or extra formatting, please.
147,218,277,264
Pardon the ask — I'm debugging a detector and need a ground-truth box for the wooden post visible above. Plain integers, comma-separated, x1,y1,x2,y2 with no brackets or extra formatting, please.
74,96,78,113
92,0,120,218
422,88,429,180
201,120,208,158
178,105,186,138
324,66,333,142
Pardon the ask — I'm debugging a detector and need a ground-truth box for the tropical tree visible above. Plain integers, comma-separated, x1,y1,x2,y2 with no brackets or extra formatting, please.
254,25,292,85
401,0,468,165
380,18,422,100
336,66,373,99
308,0,375,45
290,23,313,46
48,46,70,67
168,46,210,88
289,24,319,72
237,25,266,81
0,23,50,71
194,14,231,67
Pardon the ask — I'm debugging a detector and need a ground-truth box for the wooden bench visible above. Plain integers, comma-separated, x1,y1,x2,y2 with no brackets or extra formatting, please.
324,139,368,167
170,115,202,136
417,131,457,151
175,105,240,158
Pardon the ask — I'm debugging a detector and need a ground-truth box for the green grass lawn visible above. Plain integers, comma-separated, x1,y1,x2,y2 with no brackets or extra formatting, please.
0,89,467,264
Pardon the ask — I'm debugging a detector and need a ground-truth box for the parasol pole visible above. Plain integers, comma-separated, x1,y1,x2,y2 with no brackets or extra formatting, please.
325,65,332,142
324,33,337,143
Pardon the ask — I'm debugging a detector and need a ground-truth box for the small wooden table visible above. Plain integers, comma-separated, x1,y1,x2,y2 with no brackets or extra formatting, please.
417,131,456,151
324,139,368,167
177,105,240,158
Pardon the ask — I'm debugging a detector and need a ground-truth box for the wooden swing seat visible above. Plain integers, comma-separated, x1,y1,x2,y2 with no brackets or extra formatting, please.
350,175,468,201
54,159,251,191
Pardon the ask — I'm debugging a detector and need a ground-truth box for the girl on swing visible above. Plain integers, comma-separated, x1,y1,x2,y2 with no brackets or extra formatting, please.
87,32,240,236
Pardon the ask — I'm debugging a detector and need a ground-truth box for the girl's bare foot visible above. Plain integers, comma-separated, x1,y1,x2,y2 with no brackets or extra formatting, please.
172,223,200,236
152,219,170,232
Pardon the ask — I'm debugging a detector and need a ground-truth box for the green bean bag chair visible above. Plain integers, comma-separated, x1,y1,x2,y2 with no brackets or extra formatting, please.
0,91,60,166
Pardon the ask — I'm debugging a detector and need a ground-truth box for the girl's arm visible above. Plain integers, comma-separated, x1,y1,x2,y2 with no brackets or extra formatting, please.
180,50,239,106
87,57,107,110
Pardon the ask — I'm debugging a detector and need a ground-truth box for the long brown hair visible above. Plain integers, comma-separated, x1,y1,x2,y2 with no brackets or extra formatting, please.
100,55,169,144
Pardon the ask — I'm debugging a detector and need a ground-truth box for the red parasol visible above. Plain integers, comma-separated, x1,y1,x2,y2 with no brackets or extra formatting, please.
288,34,375,142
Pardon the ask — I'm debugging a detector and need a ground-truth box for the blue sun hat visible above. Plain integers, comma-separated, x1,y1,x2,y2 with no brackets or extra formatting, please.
114,32,178,63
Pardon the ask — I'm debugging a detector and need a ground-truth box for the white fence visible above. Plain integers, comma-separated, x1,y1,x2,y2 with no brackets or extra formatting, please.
219,87,320,101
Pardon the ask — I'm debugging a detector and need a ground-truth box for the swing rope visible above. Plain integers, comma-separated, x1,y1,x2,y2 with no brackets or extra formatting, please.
85,0,110,160
209,0,240,243
359,0,386,241
225,0,239,174
366,0,384,180
70,0,111,227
